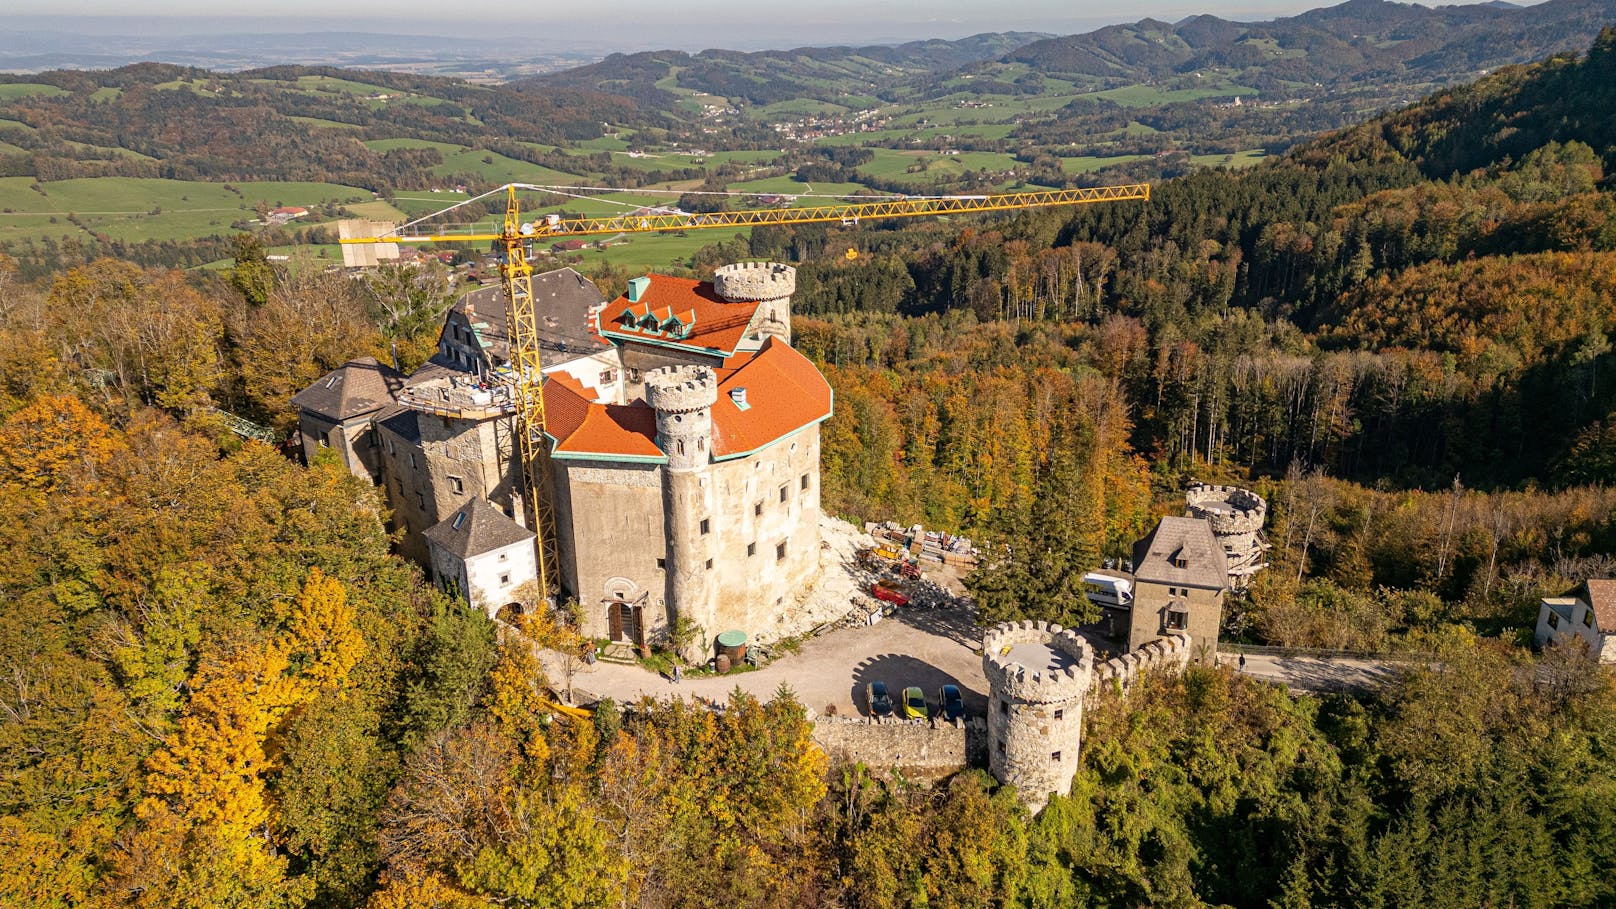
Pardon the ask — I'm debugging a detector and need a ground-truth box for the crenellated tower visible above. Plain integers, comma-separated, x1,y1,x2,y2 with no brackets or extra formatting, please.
714,261,795,345
982,620,1092,813
645,365,719,658
1185,484,1270,590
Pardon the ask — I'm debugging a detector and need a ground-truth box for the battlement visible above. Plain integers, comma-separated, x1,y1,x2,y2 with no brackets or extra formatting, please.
644,365,718,413
1091,632,1192,690
1186,484,1268,535
981,620,1092,704
713,261,796,303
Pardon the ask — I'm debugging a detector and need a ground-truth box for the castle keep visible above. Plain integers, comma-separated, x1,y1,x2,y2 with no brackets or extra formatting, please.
295,263,831,658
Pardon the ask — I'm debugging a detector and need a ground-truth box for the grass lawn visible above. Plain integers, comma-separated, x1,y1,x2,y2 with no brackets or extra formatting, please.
557,228,749,272
1087,82,1258,107
1058,154,1152,174
1189,149,1267,168
365,139,582,184
288,116,364,131
0,177,372,244
0,83,69,100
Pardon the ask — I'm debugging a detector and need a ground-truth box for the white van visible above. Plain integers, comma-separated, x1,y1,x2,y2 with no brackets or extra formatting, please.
1082,572,1133,607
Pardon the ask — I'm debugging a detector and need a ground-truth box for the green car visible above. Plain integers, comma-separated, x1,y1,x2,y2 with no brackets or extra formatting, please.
901,686,928,720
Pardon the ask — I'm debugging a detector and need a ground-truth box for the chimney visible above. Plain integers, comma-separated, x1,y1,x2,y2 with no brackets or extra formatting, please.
730,387,749,410
627,275,651,303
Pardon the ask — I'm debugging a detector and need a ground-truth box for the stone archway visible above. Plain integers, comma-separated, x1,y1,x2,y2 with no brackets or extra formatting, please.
602,576,646,646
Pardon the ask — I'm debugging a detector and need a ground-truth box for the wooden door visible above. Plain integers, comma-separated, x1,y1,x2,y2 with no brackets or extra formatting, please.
608,601,624,641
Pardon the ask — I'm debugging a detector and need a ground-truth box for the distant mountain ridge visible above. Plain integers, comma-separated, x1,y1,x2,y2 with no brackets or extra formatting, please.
530,0,1616,116
1003,0,1616,90
526,32,1052,108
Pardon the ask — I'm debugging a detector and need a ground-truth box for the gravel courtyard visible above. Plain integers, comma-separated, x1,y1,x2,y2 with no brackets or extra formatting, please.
541,604,991,718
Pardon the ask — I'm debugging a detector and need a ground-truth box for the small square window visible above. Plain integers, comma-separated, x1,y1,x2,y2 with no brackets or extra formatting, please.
448,475,464,494
1051,751,1062,762
499,573,510,585
499,553,508,562
800,474,809,490
776,541,787,561
700,518,711,535
747,542,756,557
656,558,666,569
705,559,713,570
1053,708,1064,720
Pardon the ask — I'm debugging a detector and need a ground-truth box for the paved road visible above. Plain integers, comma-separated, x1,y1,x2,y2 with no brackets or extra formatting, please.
540,606,1408,714
541,606,990,717
1220,651,1405,693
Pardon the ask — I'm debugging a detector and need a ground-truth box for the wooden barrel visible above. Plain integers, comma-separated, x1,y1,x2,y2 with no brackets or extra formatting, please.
715,653,732,674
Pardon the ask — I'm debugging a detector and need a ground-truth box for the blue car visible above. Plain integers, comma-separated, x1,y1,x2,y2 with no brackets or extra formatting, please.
866,680,894,717
938,684,965,721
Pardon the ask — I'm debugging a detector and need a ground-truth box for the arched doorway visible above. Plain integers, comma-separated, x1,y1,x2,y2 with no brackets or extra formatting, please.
607,597,643,646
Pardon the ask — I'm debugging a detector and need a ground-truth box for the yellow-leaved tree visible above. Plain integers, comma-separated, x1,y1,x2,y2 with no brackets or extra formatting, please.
106,569,365,909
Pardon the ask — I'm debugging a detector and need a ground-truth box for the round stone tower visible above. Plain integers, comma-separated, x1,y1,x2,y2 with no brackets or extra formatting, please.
646,364,718,470
982,620,1092,814
1185,484,1270,590
645,365,719,660
713,261,795,344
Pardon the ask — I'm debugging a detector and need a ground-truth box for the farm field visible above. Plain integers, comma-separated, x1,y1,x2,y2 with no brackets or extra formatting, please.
0,178,373,244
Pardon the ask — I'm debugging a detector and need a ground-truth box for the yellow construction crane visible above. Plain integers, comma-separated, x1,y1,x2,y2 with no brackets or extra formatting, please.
340,181,1150,602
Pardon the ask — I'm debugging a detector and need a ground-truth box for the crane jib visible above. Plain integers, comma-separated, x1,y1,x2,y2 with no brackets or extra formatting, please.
336,184,1151,246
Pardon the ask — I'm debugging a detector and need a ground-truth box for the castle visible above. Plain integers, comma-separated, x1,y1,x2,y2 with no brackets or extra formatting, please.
294,262,831,659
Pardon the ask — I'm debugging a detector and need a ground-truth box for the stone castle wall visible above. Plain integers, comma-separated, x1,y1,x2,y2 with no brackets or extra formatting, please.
1091,632,1192,690
812,715,985,782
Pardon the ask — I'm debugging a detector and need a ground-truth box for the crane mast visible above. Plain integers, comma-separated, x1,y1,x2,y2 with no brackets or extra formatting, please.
342,181,1150,601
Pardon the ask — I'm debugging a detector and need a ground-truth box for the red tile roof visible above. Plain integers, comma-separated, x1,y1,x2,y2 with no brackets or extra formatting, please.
542,373,662,460
540,336,831,462
711,337,832,458
1587,579,1616,633
601,275,761,355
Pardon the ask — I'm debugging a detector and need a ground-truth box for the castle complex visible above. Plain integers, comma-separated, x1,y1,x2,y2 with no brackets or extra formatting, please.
294,263,831,659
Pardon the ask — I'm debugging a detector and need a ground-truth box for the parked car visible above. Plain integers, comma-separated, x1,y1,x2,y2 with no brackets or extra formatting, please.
937,684,964,721
867,680,894,717
901,686,928,720
871,581,910,606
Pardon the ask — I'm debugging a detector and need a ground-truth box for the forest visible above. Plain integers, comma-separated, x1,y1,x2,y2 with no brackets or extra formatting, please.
1,26,1616,909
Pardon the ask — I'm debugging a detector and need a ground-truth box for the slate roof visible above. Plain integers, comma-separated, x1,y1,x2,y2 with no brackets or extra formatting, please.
601,275,762,356
291,357,405,421
1585,579,1616,632
376,407,420,444
454,267,611,367
424,497,535,559
1132,516,1230,591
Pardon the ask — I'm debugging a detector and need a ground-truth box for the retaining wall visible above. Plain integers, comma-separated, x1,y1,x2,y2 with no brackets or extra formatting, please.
812,715,985,781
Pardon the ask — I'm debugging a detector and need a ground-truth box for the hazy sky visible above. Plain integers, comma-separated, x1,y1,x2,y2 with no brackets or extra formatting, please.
6,0,1539,50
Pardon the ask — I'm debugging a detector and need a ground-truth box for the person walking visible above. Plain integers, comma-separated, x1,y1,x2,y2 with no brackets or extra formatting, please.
672,663,683,684
1238,653,1247,672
